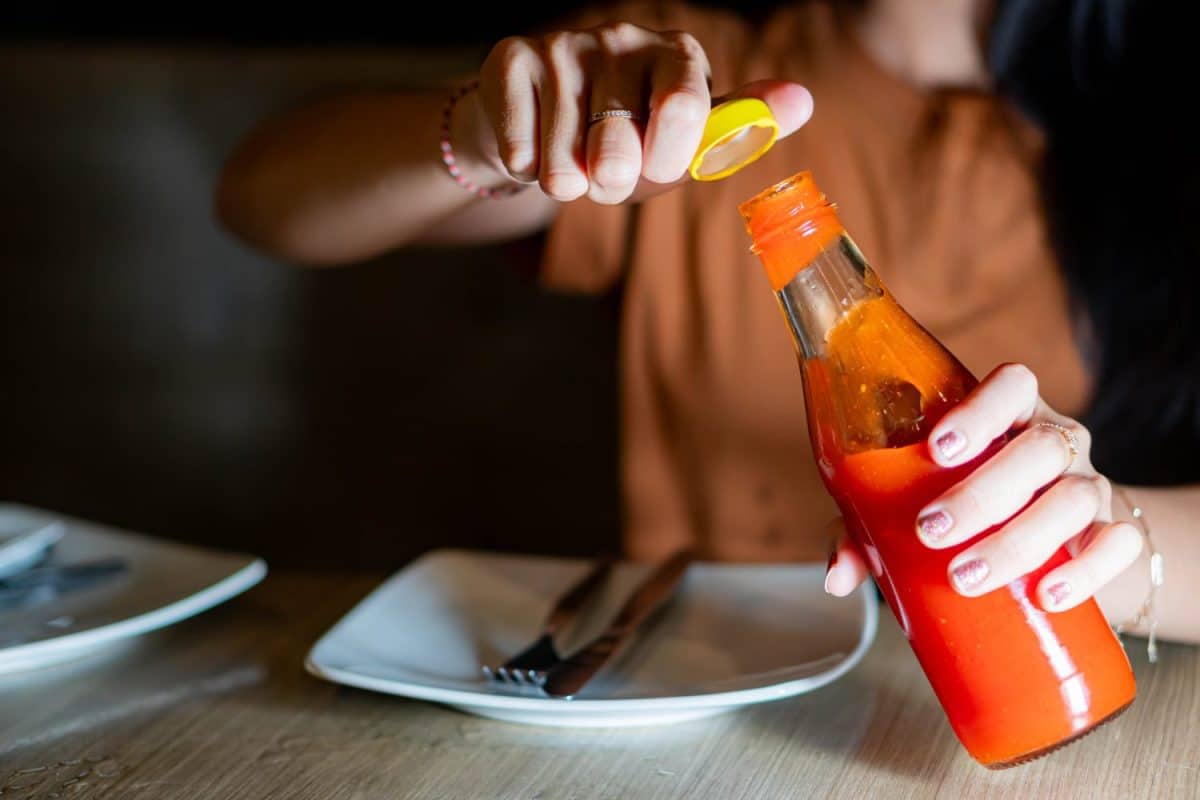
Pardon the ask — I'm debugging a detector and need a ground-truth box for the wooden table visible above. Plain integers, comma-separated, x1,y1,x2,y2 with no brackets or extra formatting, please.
1,571,1196,799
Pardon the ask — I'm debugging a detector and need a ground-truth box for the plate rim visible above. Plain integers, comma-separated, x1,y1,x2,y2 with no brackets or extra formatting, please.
0,557,268,671
305,549,878,712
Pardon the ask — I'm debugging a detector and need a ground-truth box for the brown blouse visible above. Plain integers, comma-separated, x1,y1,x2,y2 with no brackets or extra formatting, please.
542,1,1093,563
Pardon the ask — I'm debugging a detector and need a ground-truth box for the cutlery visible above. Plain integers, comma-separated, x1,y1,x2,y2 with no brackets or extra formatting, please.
482,557,612,687
0,521,65,579
0,557,128,611
541,548,694,699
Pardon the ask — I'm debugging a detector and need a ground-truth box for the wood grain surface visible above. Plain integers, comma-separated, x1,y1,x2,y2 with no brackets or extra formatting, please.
1,572,1195,799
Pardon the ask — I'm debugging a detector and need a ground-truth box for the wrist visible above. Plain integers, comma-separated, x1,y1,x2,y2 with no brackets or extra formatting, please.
1110,484,1163,661
440,81,523,195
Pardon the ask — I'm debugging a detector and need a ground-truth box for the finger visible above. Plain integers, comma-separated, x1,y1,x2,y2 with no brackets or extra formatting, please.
480,37,542,181
947,475,1102,597
625,77,814,204
586,26,651,203
538,31,591,201
721,79,814,139
642,30,711,184
927,363,1041,467
1037,521,1144,612
916,422,1089,549
824,519,870,597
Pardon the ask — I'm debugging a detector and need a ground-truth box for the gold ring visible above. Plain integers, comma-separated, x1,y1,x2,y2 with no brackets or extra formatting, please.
587,109,641,126
1035,422,1080,474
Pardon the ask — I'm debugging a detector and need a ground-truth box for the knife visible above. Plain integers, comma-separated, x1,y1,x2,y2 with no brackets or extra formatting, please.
542,548,694,699
0,557,129,611
483,557,614,684
0,521,65,579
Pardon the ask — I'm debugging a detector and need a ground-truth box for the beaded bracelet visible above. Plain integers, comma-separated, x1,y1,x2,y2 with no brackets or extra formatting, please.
1113,485,1163,663
439,80,525,199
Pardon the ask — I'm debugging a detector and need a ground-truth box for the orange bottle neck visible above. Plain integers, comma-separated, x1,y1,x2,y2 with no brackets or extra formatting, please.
755,210,846,292
742,171,975,456
739,171,847,291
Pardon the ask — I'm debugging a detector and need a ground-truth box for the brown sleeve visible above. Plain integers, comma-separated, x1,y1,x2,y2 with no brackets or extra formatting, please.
541,200,633,294
538,1,749,294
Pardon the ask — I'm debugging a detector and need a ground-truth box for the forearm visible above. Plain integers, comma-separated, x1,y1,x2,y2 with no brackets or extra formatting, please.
1096,483,1200,645
216,87,556,265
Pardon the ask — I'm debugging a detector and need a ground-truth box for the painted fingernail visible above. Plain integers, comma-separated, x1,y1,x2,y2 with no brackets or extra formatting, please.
951,557,989,592
917,509,954,542
824,547,839,594
1046,581,1072,607
935,429,967,461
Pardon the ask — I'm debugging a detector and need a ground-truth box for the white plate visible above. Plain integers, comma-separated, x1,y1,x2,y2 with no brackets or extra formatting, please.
0,503,266,674
306,549,878,727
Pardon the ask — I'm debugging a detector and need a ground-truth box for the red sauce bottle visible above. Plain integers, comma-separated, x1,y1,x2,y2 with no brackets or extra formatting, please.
739,171,1136,768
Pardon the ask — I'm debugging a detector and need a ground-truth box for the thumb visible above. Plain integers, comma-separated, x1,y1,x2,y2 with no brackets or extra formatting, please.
628,80,813,203
824,517,870,597
718,79,814,140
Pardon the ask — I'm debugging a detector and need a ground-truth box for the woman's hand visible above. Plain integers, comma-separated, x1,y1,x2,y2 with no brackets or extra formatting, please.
217,20,813,263
824,363,1144,611
453,23,814,204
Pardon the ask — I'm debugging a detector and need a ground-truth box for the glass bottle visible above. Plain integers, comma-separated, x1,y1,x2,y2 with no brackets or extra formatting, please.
739,171,1136,768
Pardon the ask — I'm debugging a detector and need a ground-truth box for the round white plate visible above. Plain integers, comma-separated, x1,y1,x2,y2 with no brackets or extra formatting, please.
0,503,266,675
306,549,878,727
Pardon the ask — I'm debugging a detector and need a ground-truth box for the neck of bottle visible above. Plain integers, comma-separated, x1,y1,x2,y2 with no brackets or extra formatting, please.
741,172,975,455
773,234,881,360
740,178,878,360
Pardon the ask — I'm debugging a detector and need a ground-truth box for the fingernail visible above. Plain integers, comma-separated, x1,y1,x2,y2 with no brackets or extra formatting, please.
1046,581,1072,607
917,509,954,542
951,557,989,592
935,429,967,461
824,548,838,594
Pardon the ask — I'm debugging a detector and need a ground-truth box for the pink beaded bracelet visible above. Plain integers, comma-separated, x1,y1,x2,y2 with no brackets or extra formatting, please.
439,80,526,199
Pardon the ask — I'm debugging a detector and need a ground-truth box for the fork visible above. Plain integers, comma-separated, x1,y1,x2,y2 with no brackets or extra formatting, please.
482,558,612,688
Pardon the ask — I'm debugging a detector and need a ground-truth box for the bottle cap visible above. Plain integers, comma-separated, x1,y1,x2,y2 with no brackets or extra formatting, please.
689,98,780,182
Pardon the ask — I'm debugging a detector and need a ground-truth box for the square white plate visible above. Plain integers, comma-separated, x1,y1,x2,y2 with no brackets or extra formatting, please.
0,503,266,674
306,549,877,727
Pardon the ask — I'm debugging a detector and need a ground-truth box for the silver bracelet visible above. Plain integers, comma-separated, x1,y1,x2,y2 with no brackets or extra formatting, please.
1113,486,1164,663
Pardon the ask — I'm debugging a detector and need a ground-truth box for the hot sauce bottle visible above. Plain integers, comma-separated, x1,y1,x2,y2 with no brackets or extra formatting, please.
739,171,1136,768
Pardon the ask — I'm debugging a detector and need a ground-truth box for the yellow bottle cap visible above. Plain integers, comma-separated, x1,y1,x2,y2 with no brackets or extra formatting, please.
689,98,780,182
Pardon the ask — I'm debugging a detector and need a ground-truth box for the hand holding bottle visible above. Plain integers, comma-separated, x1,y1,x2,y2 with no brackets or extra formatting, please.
824,362,1144,611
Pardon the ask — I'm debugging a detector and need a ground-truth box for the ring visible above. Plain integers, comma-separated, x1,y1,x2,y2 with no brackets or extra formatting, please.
587,109,641,126
1035,422,1080,474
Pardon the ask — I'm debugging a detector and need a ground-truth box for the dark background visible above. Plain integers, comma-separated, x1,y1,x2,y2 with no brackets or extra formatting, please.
1,10,563,44
1,8,626,571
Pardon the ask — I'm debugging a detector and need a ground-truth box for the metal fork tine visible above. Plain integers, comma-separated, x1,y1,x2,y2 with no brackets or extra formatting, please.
482,663,548,693
485,637,555,690
482,559,613,691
